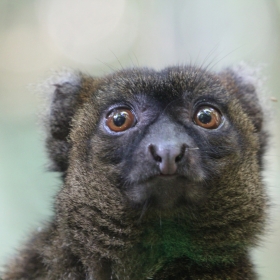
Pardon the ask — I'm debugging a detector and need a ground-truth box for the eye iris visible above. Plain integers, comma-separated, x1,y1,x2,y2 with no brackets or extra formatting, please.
198,109,212,124
194,106,222,129
106,108,135,132
113,112,127,127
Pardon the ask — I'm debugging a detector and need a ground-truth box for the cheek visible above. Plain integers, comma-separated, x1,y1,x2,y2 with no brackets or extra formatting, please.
180,153,206,182
88,136,124,165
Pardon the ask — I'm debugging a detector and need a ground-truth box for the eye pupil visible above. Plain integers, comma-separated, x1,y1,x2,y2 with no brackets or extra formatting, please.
198,110,212,124
113,112,127,127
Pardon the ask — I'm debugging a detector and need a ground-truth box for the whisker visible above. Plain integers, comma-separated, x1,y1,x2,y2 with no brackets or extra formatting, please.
95,58,118,72
132,52,140,67
139,199,150,221
109,50,124,70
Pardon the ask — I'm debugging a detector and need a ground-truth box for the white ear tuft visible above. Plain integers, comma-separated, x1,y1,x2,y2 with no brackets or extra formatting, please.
230,61,265,92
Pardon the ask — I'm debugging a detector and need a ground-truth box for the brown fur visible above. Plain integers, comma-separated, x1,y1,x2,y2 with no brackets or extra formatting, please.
2,65,268,279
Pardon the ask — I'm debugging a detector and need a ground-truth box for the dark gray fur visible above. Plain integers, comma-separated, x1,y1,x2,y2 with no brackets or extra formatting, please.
2,64,268,279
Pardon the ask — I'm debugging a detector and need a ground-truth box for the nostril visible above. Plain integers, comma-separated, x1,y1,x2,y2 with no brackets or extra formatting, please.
155,155,162,162
148,144,162,162
175,154,183,162
175,144,187,163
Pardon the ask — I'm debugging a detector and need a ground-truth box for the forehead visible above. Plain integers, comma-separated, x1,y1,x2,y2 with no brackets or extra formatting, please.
85,67,235,119
97,67,227,103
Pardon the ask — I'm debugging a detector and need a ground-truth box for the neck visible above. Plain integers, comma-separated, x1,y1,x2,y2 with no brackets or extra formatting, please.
110,207,243,279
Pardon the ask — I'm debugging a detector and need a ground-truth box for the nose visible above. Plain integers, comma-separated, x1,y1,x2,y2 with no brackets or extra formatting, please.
149,144,186,175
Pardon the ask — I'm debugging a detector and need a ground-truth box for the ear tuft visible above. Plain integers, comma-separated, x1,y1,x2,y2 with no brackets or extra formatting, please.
221,62,266,132
42,70,83,173
221,63,268,167
230,62,264,90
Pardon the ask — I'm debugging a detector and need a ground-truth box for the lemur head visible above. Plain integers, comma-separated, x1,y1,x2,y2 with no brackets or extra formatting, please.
45,65,266,214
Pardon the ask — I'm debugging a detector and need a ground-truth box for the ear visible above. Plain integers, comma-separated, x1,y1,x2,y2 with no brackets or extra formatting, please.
220,63,264,132
220,63,268,166
44,71,85,174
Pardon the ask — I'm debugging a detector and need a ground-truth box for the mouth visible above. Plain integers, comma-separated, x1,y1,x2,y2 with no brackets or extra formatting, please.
156,173,179,178
135,173,189,187
124,173,206,212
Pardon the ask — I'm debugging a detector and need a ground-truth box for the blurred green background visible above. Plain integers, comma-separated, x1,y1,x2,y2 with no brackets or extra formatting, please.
0,0,280,279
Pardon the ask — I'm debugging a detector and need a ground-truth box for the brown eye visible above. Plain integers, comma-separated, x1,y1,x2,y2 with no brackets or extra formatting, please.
194,106,222,129
106,109,135,132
